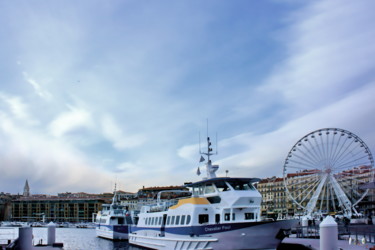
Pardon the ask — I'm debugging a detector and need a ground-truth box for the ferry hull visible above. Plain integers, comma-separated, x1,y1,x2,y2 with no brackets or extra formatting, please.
129,219,297,249
96,224,129,240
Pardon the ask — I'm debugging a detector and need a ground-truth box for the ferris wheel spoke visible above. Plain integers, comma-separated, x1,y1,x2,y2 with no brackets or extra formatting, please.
293,148,320,166
333,150,368,168
299,139,323,165
315,134,326,165
330,134,351,168
289,152,320,168
334,147,367,169
333,158,371,171
328,132,344,167
298,178,321,203
310,135,325,165
293,177,320,196
287,158,321,169
331,138,356,168
327,132,336,167
320,133,329,167
306,138,325,164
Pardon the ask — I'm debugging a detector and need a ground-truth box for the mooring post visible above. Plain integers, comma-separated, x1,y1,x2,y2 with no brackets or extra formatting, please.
320,216,338,250
301,216,308,237
19,226,33,250
47,221,56,245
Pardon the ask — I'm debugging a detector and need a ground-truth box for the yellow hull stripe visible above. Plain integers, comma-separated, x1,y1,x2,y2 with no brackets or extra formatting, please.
169,197,210,209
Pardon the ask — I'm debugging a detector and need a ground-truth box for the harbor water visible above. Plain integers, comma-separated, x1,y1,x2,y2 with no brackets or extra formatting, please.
1,227,147,250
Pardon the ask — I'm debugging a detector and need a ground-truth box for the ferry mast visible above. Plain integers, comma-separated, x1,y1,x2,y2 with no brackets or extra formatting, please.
200,136,219,180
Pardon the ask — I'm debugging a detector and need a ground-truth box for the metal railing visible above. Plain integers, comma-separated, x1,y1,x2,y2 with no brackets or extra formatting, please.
293,224,375,244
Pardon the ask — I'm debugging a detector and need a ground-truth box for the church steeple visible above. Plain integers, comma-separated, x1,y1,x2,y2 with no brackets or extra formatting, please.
23,179,30,197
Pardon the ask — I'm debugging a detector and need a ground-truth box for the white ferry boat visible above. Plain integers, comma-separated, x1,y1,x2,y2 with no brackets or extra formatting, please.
129,137,298,249
95,188,133,240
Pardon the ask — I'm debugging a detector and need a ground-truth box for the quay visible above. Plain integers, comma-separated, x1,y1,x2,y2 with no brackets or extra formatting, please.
0,223,63,249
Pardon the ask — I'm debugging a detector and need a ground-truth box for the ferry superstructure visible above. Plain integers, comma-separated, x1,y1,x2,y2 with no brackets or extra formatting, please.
95,188,133,240
129,136,298,249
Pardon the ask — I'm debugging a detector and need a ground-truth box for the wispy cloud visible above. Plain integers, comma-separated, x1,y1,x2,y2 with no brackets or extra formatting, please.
0,93,38,125
101,115,146,150
49,106,93,138
22,72,52,100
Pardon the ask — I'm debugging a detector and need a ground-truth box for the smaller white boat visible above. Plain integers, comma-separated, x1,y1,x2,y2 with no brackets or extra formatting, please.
95,187,133,240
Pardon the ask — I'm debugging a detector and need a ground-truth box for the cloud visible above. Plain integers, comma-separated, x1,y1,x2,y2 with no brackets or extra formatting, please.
49,106,93,137
101,115,146,150
0,93,38,125
0,112,114,194
261,0,375,115
22,72,52,100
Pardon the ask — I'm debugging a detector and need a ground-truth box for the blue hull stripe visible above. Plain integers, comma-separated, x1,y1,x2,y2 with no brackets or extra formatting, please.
130,221,279,235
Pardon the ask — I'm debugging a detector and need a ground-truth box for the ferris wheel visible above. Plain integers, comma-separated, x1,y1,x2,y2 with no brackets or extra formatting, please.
283,128,374,217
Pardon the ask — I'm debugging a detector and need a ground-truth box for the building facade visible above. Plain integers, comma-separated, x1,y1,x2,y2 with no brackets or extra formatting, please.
12,196,106,222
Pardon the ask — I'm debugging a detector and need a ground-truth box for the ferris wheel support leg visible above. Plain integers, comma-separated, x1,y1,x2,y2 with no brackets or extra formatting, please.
305,174,328,217
329,175,353,218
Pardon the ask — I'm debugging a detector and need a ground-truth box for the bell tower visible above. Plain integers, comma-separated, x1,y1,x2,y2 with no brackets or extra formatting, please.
23,179,30,197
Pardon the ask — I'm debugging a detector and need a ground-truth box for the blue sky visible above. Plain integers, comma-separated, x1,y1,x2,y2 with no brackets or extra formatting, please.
0,0,374,194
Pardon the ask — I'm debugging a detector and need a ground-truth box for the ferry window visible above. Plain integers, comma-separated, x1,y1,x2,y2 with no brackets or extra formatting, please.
146,218,149,225
166,216,170,225
204,184,215,194
232,213,235,221
215,214,220,223
245,213,254,220
126,216,133,224
158,217,162,225
199,214,209,224
181,215,186,225
186,215,191,225
207,196,221,204
171,216,175,225
224,213,230,221
151,217,155,225
175,216,180,225
118,218,124,224
215,181,230,192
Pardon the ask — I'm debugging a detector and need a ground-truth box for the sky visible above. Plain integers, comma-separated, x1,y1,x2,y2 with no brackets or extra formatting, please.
0,0,374,195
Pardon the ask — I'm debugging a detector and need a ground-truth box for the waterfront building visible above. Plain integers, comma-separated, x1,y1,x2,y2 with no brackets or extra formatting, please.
12,196,106,222
0,192,14,221
257,177,288,219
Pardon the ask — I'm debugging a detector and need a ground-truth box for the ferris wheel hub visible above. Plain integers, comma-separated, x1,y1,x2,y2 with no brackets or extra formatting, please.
325,168,332,174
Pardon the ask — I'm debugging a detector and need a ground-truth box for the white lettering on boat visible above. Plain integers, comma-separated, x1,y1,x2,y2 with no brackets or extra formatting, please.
204,225,231,232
